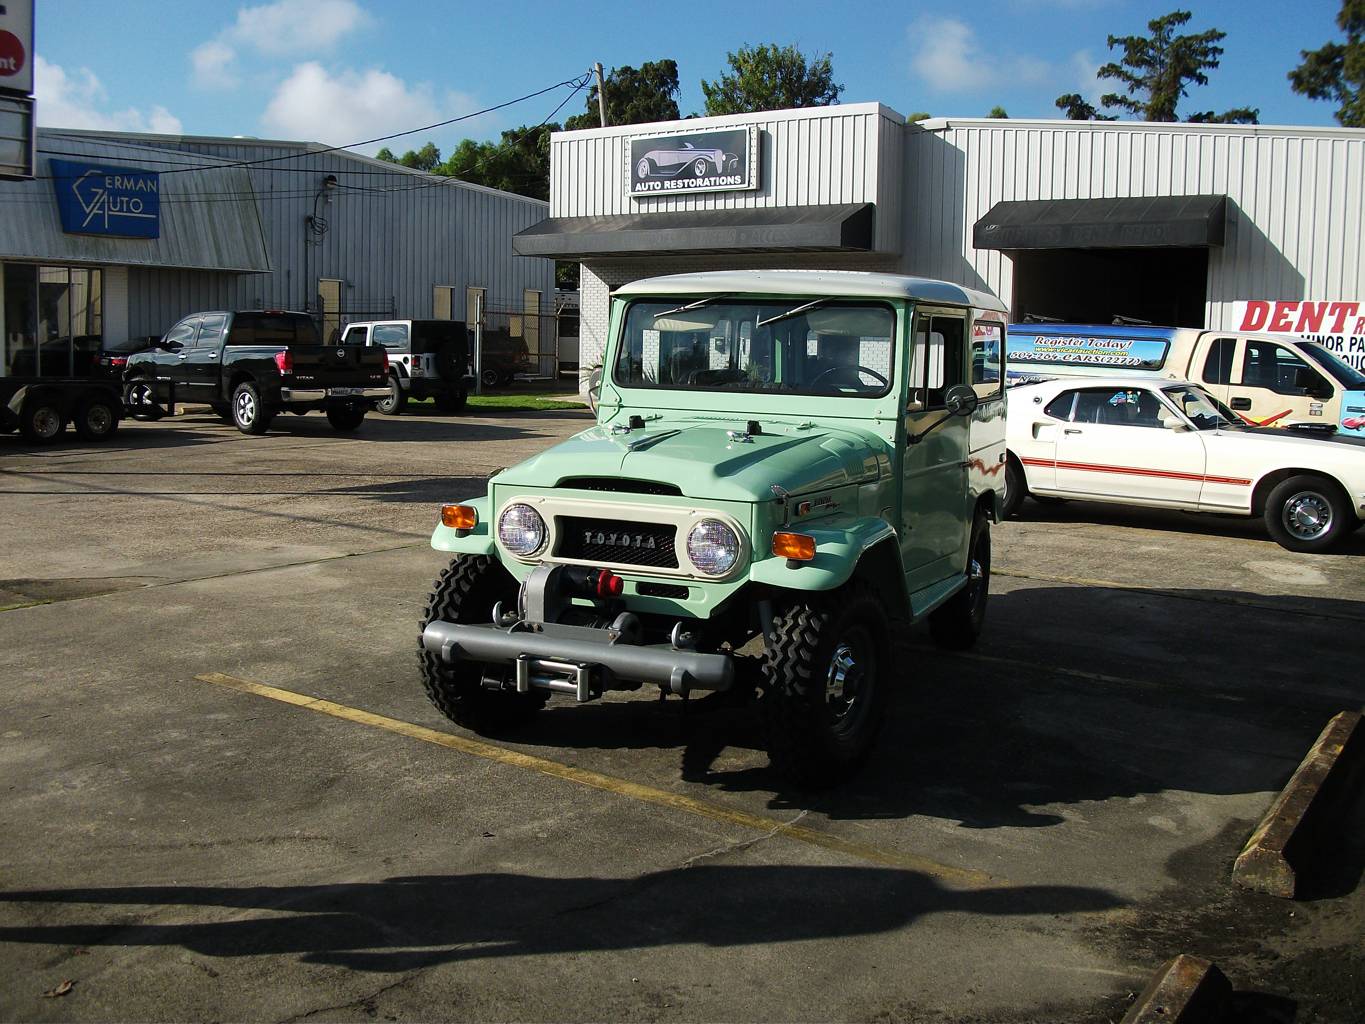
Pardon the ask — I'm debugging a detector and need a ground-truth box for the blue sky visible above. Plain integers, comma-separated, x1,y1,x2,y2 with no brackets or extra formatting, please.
32,0,1349,157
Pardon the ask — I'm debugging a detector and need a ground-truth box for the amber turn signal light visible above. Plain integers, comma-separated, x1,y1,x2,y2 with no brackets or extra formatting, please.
441,504,477,530
772,532,816,561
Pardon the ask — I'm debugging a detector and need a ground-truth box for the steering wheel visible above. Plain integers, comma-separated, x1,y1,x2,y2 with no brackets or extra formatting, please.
810,364,889,390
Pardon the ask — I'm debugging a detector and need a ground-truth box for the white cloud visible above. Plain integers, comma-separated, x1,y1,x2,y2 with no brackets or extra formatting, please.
908,16,1050,93
1070,49,1106,105
192,0,368,90
261,62,484,152
35,55,183,135
191,40,238,90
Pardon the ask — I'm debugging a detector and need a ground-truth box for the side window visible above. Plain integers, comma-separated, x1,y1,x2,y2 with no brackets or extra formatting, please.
163,318,199,349
1202,337,1235,385
343,325,370,345
1044,391,1077,421
1073,387,1165,428
912,314,965,409
1240,340,1320,395
195,314,227,349
970,319,1004,400
371,324,409,349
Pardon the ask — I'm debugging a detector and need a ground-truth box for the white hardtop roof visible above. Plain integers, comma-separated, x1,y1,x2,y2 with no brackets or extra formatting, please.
615,270,1007,312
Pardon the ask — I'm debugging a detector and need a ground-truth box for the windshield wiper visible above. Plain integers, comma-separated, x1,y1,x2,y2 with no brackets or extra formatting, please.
654,296,730,320
756,298,831,328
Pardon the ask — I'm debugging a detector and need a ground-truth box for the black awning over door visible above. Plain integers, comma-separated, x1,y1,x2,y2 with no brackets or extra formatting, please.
973,195,1227,250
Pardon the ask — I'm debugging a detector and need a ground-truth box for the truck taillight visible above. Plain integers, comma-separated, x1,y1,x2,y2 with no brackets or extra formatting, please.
274,350,293,373
380,350,389,373
109,356,127,368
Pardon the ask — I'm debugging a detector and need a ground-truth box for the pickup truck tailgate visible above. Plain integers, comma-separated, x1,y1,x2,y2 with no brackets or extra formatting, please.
287,344,387,388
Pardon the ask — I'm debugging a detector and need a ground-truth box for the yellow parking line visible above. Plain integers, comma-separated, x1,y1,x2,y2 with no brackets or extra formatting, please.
196,672,998,889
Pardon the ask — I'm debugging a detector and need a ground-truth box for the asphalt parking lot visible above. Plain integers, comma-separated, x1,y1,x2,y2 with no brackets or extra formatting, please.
1,407,1363,1023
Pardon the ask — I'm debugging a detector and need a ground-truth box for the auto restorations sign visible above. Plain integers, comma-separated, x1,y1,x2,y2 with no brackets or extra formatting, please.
1234,300,1365,373
1008,334,1170,370
628,126,759,197
50,158,160,238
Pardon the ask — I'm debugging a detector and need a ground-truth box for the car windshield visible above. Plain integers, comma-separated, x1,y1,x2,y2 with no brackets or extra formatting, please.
1163,384,1242,430
1299,342,1365,389
613,299,895,398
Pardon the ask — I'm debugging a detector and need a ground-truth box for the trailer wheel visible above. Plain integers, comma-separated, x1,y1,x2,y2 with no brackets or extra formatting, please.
419,556,548,732
73,394,120,441
20,400,65,443
759,580,890,787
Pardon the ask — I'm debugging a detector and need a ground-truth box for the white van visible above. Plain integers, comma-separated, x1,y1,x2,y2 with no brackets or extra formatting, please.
1007,324,1365,439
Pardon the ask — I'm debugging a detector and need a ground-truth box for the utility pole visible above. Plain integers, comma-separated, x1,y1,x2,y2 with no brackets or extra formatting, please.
593,62,608,128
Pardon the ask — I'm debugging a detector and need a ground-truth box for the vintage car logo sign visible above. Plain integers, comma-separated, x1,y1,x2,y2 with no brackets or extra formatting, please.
627,126,759,197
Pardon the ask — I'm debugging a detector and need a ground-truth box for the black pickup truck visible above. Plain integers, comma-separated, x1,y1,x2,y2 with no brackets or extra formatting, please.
123,311,389,434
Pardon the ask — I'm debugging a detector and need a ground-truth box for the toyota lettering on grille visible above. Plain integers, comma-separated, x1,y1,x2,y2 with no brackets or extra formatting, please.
586,529,658,550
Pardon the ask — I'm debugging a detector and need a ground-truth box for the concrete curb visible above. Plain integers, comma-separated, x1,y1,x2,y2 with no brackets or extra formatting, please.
1233,709,1364,899
1120,954,1231,1023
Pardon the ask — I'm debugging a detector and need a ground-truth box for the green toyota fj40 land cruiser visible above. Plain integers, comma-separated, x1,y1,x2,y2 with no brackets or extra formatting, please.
419,270,1008,784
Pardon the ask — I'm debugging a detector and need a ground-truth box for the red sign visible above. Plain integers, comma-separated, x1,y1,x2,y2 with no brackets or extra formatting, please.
0,31,23,78
1237,300,1364,336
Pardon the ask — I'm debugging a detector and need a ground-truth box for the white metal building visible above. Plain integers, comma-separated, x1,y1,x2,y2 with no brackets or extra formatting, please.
0,128,554,379
515,103,1365,376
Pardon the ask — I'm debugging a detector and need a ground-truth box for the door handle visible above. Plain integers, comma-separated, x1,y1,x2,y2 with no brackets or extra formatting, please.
177,353,188,360
1063,428,1083,435
1229,397,1252,411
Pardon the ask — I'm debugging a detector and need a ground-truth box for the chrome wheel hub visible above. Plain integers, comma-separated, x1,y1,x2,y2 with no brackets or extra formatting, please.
235,391,256,423
825,642,864,720
1283,492,1331,540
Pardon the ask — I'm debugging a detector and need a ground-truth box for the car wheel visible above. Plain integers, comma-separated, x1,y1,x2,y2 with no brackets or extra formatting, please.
231,380,273,435
1002,454,1026,519
480,368,500,388
692,157,709,177
1264,474,1350,553
73,395,120,441
759,580,891,787
325,403,366,432
419,556,549,732
636,157,654,178
376,374,407,415
122,378,164,421
20,400,65,443
928,514,991,650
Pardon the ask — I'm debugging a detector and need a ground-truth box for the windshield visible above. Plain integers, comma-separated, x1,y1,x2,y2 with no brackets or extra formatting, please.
613,299,895,398
1299,342,1365,389
1163,384,1242,430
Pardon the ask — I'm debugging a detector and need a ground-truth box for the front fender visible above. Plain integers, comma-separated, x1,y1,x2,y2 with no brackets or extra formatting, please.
431,495,495,555
748,515,899,592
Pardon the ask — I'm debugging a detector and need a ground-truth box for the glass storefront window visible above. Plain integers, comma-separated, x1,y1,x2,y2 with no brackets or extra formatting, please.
2,264,102,378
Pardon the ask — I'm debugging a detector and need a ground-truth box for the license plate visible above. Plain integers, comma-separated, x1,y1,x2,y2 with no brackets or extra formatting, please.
330,387,363,396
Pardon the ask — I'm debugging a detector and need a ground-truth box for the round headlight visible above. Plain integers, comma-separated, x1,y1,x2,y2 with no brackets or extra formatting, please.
498,503,547,556
687,519,741,577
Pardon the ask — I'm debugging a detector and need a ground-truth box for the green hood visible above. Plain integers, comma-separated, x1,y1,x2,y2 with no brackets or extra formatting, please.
497,418,890,502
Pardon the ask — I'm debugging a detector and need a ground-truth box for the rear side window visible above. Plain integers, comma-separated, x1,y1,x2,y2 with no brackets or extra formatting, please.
343,325,369,345
1044,392,1077,420
1202,338,1234,385
228,314,322,346
970,320,1004,400
195,314,227,349
371,324,410,350
1072,387,1164,427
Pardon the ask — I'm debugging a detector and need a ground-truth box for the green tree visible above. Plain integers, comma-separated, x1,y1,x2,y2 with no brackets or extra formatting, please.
398,142,442,171
1058,10,1258,123
440,125,556,201
701,44,843,115
1289,0,1365,126
905,111,933,122
1054,94,1117,120
987,106,1009,118
375,146,397,162
564,60,680,130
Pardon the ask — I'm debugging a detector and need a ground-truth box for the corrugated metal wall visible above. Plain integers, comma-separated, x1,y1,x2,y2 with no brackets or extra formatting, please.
902,119,1365,329
41,132,555,340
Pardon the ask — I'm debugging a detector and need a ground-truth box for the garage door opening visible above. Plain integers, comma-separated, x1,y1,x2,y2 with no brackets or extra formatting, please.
1009,247,1208,328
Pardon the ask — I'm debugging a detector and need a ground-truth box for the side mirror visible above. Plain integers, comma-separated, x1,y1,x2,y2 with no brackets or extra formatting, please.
944,383,980,417
160,339,182,353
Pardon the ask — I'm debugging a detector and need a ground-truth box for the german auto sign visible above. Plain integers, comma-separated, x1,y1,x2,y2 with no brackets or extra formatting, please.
0,0,34,96
1235,300,1365,372
50,159,160,238
628,126,759,197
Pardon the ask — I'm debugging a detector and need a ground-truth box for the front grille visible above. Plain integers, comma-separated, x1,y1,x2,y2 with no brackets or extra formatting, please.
637,582,689,599
558,477,682,496
557,516,678,569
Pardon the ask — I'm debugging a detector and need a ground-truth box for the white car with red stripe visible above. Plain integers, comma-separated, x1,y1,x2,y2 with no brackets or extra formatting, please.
1003,375,1365,552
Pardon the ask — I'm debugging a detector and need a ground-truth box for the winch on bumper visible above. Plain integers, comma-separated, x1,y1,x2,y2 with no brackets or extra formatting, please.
419,563,735,702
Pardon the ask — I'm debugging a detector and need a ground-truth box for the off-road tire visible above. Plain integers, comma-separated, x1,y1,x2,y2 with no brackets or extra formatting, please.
419,556,548,732
325,404,366,432
1264,474,1350,553
231,380,273,435
929,514,991,650
73,395,119,441
376,374,407,415
20,400,65,443
759,580,891,787
1002,454,1025,519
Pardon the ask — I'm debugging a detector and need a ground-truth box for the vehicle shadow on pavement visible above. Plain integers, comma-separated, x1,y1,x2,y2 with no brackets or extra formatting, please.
0,865,1123,971
502,584,1365,831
